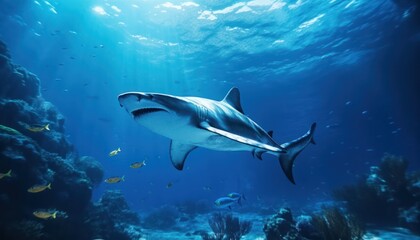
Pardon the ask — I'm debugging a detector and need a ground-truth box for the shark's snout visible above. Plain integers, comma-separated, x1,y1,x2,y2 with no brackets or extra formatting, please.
118,92,149,107
118,92,168,118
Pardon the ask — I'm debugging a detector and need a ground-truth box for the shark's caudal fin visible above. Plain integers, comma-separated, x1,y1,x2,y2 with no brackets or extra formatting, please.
278,123,316,184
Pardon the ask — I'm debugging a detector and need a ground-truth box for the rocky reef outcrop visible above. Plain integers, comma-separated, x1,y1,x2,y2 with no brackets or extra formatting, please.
85,190,142,240
0,40,140,239
263,207,363,240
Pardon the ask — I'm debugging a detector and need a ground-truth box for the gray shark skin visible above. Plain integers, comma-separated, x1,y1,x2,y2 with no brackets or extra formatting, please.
118,87,316,184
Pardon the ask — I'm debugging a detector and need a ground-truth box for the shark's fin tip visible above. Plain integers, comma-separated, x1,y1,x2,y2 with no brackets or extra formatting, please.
170,141,196,171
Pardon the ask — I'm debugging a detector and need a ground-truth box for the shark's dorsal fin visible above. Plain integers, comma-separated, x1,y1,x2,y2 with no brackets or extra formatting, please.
222,87,244,114
169,141,197,170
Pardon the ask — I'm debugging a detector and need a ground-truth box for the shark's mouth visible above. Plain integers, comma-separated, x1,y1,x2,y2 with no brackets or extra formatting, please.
132,108,167,118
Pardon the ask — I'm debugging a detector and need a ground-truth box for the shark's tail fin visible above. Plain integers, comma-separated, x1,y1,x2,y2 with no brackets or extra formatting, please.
278,123,316,184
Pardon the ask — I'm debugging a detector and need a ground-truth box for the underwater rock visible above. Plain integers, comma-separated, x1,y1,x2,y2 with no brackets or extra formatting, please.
399,204,420,234
0,129,97,215
0,98,73,157
263,208,299,240
142,204,180,230
98,190,139,225
0,51,40,103
295,215,321,240
333,154,420,233
85,191,141,240
0,40,73,157
74,156,104,186
0,40,132,240
0,40,10,58
3,220,46,240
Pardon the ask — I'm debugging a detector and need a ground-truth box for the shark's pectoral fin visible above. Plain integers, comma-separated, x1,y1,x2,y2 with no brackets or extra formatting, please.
169,141,197,170
252,149,265,160
200,122,280,152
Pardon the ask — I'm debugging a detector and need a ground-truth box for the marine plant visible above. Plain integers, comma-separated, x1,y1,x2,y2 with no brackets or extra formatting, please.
333,153,420,231
201,212,252,240
311,207,364,240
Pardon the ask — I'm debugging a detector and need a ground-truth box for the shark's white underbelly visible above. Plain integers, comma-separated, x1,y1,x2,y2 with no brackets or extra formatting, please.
167,127,254,151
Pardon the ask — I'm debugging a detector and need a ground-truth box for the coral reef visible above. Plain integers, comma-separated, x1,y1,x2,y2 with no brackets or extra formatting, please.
263,208,300,240
263,207,363,240
200,212,252,240
0,40,141,239
333,154,420,233
85,191,142,240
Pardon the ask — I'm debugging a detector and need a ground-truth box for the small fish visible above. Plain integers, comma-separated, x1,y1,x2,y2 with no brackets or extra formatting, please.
28,183,52,193
0,170,12,179
130,160,146,169
325,123,340,129
33,210,57,219
166,182,173,188
104,176,124,184
214,197,241,209
202,186,212,191
109,147,121,157
227,192,246,201
27,124,50,132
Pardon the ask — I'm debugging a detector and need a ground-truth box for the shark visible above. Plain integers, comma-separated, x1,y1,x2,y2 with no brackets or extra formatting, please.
118,87,316,184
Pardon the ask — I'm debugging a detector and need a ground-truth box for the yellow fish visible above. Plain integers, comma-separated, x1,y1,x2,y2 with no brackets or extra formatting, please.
130,160,146,169
27,124,50,132
33,210,57,219
0,170,12,179
104,176,125,184
28,183,51,193
109,147,121,157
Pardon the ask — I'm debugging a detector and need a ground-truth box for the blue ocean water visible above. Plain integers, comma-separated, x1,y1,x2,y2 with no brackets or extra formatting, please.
0,0,419,238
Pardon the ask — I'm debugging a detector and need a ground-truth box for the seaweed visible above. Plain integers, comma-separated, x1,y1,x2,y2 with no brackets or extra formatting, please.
311,207,364,240
201,212,252,240
333,154,419,229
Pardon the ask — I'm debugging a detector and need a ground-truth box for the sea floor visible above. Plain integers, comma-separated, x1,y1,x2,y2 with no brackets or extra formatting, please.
139,211,420,240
